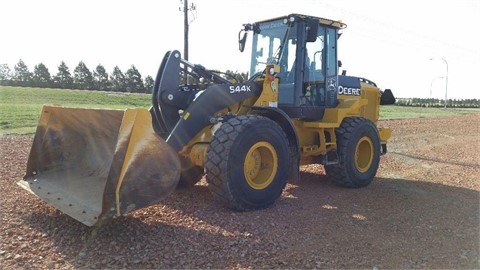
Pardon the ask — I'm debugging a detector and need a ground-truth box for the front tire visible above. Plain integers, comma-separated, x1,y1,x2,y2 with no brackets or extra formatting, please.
205,115,290,211
325,117,381,188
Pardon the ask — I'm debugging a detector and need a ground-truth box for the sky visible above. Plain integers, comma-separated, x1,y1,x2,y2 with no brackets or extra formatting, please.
1,0,479,99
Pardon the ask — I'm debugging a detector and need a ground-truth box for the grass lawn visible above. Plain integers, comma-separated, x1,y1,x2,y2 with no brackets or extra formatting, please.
0,86,151,134
379,105,479,119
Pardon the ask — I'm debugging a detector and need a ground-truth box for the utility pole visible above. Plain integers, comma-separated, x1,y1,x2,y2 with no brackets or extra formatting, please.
429,57,449,109
180,0,196,83
183,0,189,62
441,57,449,109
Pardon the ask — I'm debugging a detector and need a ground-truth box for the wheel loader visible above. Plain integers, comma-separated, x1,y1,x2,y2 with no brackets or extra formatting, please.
18,14,396,227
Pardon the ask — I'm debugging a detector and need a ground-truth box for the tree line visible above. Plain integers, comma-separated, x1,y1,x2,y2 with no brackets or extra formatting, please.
9,60,476,108
0,60,250,93
0,60,154,93
395,98,480,108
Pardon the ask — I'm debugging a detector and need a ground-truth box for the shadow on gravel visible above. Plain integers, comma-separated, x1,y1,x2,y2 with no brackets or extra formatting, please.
22,170,479,269
391,151,480,168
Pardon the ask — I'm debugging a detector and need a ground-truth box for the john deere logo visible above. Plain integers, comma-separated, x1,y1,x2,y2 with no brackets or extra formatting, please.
338,85,361,96
327,78,337,92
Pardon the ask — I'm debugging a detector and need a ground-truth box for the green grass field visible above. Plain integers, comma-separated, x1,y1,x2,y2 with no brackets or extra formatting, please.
0,86,151,134
1,86,479,134
379,105,479,119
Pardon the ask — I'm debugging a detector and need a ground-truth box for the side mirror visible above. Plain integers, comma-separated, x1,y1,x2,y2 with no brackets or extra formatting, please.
238,23,259,52
306,19,319,42
238,31,247,52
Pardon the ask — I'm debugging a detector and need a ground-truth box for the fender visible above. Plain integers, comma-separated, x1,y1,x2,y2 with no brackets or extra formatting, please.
252,106,300,182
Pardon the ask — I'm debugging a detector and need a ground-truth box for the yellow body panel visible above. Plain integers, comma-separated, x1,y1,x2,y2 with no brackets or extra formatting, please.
253,65,280,108
360,82,381,123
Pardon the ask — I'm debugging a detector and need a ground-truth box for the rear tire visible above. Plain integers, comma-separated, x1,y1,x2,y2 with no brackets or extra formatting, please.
205,115,289,211
325,117,380,188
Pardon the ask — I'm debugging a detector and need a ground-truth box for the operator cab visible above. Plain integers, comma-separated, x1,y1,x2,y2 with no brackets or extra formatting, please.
240,14,346,120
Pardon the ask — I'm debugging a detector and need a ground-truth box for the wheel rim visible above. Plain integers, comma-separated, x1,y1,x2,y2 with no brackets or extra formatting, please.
244,142,278,190
355,136,374,173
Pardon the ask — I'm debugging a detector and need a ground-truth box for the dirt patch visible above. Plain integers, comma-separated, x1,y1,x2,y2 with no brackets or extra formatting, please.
1,114,479,269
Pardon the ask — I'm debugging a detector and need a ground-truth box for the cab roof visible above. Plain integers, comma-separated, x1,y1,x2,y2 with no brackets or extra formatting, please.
256,13,347,29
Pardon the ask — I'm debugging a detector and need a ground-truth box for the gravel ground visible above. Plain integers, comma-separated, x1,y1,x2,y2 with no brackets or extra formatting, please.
1,114,479,269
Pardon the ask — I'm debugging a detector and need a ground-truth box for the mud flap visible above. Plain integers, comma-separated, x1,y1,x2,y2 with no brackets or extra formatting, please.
17,105,180,226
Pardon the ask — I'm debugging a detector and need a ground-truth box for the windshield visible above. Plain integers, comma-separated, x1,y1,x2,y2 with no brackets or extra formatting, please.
249,19,296,78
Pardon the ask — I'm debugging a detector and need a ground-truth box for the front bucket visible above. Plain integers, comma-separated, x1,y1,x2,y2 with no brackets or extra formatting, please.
17,105,180,226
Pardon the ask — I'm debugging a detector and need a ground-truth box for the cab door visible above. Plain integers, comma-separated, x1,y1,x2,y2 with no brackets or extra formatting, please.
304,26,339,109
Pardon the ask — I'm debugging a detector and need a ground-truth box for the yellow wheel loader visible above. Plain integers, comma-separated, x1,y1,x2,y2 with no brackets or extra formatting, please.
18,14,395,226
